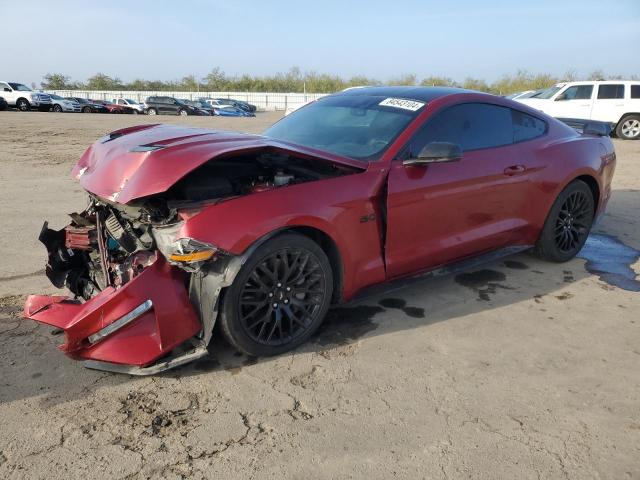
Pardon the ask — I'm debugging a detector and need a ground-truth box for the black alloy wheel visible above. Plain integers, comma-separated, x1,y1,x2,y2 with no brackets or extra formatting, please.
554,190,592,253
535,180,594,262
218,233,333,356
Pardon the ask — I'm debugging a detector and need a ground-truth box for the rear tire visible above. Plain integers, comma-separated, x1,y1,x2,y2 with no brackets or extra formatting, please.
534,180,595,262
82,106,92,113
178,109,188,116
616,115,640,140
218,233,333,357
147,108,157,115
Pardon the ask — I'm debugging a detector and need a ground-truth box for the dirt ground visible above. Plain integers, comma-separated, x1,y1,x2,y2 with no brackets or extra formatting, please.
0,110,638,479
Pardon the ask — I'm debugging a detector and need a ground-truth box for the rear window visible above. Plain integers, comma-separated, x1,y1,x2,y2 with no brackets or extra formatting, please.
512,110,547,142
597,84,624,99
631,85,640,99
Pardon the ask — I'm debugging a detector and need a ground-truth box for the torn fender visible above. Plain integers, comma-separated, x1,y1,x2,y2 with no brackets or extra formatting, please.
23,256,201,366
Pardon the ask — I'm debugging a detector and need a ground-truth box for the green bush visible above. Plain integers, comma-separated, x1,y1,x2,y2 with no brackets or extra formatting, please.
40,68,637,95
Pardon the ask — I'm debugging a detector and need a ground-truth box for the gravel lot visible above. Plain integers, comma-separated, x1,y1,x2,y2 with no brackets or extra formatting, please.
0,111,638,479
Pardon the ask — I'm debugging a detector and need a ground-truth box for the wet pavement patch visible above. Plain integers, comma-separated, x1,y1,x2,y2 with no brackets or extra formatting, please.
503,260,529,270
314,305,384,346
228,356,258,375
191,354,221,372
454,269,513,301
378,298,425,318
578,233,640,292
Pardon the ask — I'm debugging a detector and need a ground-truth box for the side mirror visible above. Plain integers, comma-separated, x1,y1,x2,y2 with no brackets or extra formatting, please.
555,93,567,101
404,142,462,166
3,87,10,92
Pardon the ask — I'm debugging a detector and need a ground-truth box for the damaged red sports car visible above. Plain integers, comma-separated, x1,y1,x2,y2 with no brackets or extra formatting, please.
23,87,616,374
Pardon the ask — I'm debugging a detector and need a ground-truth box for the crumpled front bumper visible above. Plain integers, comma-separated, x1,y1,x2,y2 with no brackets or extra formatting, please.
23,256,202,368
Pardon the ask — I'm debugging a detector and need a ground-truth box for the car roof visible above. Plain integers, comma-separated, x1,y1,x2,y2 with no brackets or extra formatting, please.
334,86,472,102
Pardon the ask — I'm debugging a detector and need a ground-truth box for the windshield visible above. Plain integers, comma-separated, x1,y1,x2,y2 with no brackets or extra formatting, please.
535,86,562,99
50,94,63,100
125,99,138,104
264,95,420,161
8,83,32,91
74,98,88,104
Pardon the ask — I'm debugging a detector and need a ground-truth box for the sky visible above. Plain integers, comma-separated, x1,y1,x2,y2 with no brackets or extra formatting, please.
1,0,638,86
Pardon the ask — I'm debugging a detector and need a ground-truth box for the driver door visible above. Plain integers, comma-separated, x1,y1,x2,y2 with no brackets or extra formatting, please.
384,103,533,279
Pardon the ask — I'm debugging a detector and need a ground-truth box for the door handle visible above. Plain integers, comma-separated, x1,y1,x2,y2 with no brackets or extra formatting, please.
504,165,526,176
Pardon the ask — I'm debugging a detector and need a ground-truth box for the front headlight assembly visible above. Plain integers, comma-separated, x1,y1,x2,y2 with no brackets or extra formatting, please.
152,223,218,271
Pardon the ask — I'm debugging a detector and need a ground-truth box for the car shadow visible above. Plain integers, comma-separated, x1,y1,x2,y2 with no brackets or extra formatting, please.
1,188,638,404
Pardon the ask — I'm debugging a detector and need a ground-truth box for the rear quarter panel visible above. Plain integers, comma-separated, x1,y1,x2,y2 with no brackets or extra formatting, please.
514,123,615,244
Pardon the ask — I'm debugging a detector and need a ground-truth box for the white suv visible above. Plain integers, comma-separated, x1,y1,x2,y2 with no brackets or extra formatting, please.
516,81,640,140
0,81,53,111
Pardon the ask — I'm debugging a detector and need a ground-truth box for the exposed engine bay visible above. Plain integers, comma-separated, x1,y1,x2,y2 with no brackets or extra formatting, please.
39,151,350,301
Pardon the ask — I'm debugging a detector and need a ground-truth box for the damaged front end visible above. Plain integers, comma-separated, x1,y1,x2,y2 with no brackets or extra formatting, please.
24,128,357,374
25,196,210,374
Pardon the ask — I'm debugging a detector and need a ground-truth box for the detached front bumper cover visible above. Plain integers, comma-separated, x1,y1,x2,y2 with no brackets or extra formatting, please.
23,256,202,368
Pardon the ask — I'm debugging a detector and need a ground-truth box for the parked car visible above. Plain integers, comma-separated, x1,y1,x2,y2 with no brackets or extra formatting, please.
214,97,257,113
24,86,616,374
0,96,7,111
91,100,135,114
0,81,52,111
66,97,109,113
212,107,251,117
50,94,81,113
109,98,145,114
516,80,640,140
505,90,535,100
284,99,313,116
180,99,212,115
200,98,254,116
144,96,201,116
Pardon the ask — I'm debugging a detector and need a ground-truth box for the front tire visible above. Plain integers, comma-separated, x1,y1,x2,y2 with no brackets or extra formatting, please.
52,104,63,112
16,98,30,111
147,108,157,115
534,180,595,262
616,115,640,140
82,106,92,113
218,233,333,357
178,109,188,116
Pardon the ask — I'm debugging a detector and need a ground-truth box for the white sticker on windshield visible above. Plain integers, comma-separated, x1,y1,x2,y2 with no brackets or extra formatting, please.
378,98,425,111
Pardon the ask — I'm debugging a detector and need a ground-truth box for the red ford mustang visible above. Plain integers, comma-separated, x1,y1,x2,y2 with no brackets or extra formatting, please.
23,87,616,374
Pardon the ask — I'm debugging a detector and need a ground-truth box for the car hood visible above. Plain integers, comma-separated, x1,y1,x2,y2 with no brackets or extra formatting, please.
72,124,365,204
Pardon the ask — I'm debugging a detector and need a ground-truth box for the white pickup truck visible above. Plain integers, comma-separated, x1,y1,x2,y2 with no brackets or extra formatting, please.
516,80,640,140
0,81,53,111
